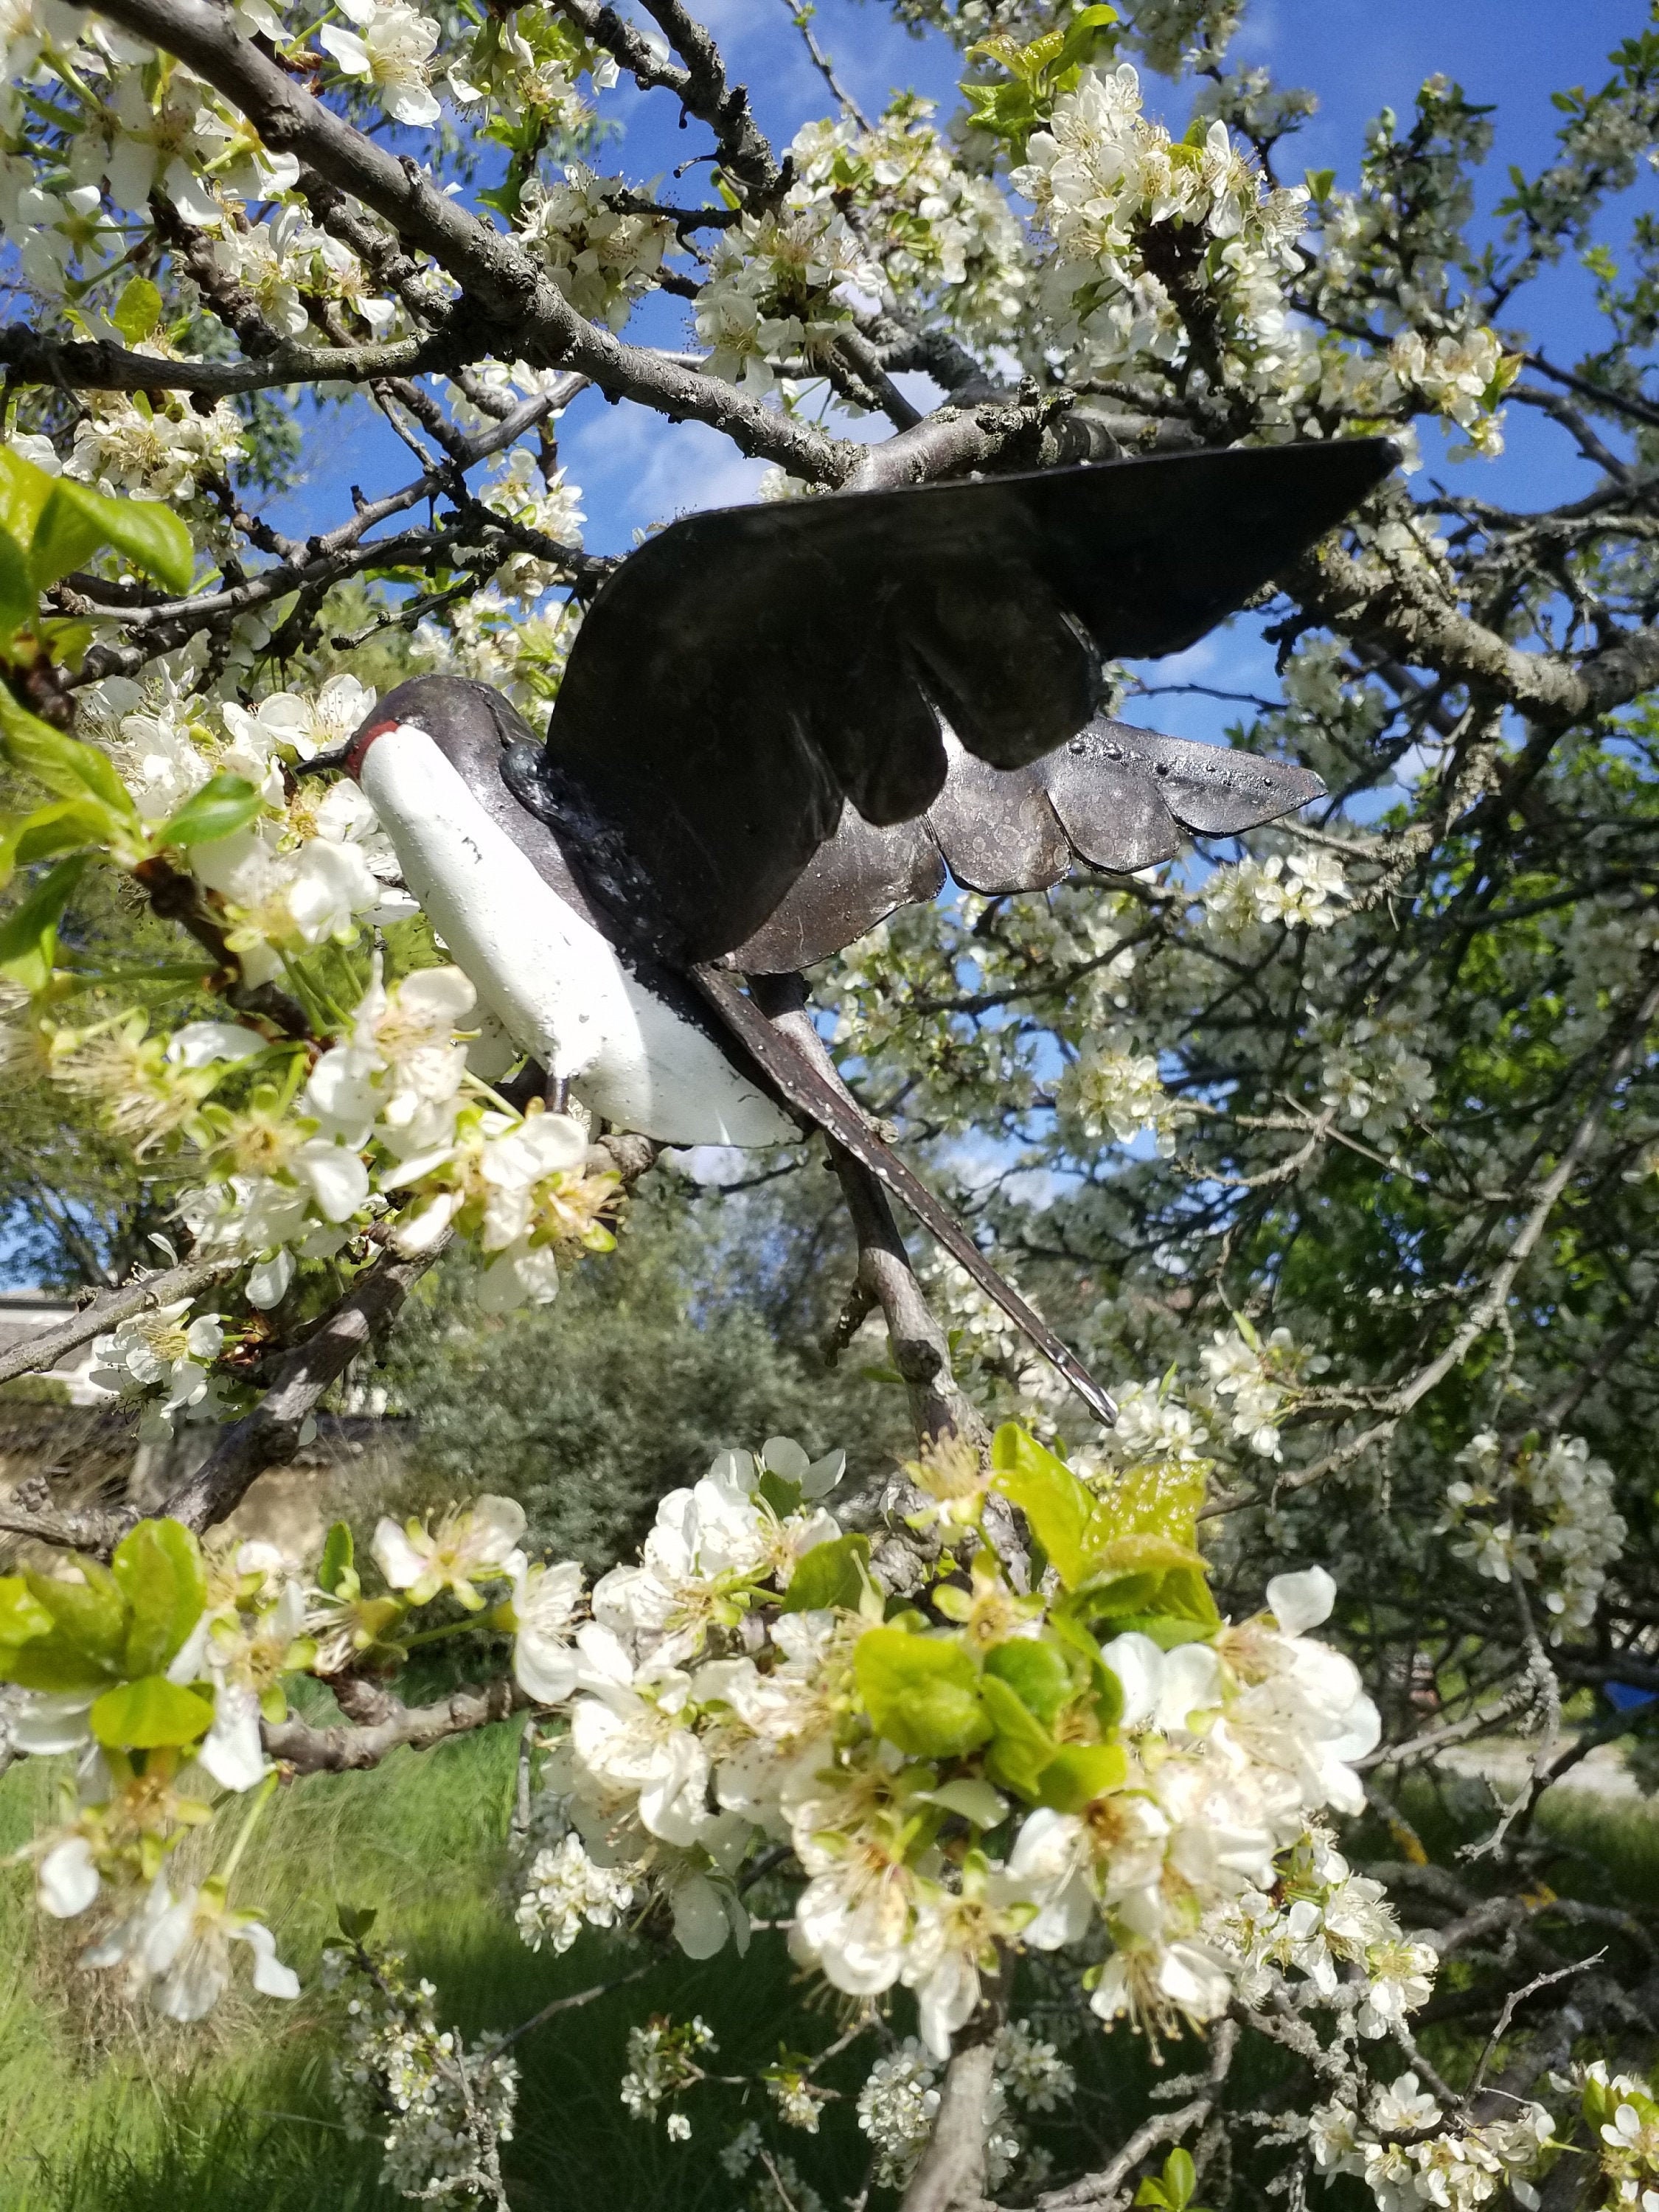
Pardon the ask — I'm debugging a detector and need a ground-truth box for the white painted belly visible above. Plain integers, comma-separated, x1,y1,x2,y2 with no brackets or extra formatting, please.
359,728,794,1147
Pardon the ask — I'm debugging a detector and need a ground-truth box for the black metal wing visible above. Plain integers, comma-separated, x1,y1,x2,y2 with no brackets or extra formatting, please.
731,717,1328,973
536,438,1396,964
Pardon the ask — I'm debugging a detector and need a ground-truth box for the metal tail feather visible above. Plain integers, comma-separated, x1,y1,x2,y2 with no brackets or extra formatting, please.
691,966,1117,1429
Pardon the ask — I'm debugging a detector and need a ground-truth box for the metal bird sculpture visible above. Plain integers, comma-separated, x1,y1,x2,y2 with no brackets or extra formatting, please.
305,437,1397,1423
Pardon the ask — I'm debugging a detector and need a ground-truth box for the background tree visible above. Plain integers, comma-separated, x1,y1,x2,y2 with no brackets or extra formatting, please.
1,4,1658,2212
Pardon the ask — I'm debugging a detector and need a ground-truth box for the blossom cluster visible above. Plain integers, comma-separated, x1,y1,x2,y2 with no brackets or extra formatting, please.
1578,2059,1659,2212
695,197,880,394
1058,1032,1186,1153
326,1938,518,2200
1210,1828,1437,2037
1012,63,1313,417
790,96,1029,349
1309,2070,1552,2212
1200,849,1348,947
856,2022,1073,2188
12,1524,306,2017
1439,1430,1627,1638
499,1421,1389,2064
4,668,621,1351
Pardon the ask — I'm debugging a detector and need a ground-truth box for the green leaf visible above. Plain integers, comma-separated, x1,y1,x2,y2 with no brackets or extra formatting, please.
781,1532,870,1614
0,448,57,551
1078,1536,1220,1634
113,275,164,345
337,1902,379,1941
1102,1612,1216,1650
319,1520,355,1597
4,1634,113,1692
26,483,110,593
0,1572,55,1663
29,479,194,598
983,1635,1074,1726
95,488,197,597
855,1625,991,1758
0,798,117,889
0,686,138,818
0,852,86,990
980,1671,1057,1798
157,772,261,849
0,525,35,642
112,1518,207,1678
1087,1462,1208,1550
1053,2,1119,70
992,1424,1099,1588
0,1573,54,1641
26,1557,127,1667
90,1672,215,1750
756,1467,803,1518
921,1777,1009,1829
1048,1613,1123,1731
1036,1741,1128,1812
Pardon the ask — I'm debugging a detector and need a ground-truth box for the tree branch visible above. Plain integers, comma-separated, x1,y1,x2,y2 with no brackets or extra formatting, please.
262,1669,522,1773
89,0,853,485
902,1954,1009,2212
1034,2022,1237,2212
0,1256,237,1388
160,1240,450,1534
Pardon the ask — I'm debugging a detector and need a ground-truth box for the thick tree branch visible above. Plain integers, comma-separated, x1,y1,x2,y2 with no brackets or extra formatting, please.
1289,535,1659,727
0,321,473,397
902,1955,1009,2212
160,1239,450,1534
262,1670,522,1773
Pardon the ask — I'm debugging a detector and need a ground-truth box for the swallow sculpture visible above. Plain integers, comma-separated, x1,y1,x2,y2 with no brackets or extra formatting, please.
304,437,1397,1420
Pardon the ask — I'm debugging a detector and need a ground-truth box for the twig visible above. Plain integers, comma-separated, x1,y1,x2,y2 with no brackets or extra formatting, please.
773,0,871,130
0,1256,237,1388
1467,1955,1604,2101
1035,2022,1238,2212
497,1959,655,2051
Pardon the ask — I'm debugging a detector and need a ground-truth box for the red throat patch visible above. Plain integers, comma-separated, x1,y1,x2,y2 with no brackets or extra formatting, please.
344,717,405,781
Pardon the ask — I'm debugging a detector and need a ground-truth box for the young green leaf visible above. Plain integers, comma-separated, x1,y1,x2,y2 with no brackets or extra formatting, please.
318,1520,355,1597
980,1671,1058,1798
1036,1740,1128,1812
30,478,195,599
112,274,164,345
0,448,57,551
24,1557,128,1670
983,1635,1074,1726
0,686,139,819
992,1424,1099,1588
0,1573,55,1666
157,771,262,849
89,1673,215,1750
855,1625,992,1757
0,525,35,643
0,798,114,889
780,1531,871,1613
112,1517,208,1678
0,852,85,990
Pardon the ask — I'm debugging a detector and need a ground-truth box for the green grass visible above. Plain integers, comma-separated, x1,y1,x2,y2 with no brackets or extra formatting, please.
0,1720,894,2211
4,1724,1655,2212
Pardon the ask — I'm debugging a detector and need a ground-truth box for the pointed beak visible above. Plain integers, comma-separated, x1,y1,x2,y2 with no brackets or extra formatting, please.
292,742,355,778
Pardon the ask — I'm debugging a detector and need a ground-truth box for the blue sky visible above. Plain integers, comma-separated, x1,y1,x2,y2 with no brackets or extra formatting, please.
269,0,1651,741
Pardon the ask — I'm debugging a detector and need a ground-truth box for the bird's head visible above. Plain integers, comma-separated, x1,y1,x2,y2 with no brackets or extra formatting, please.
291,718,400,784
294,677,541,793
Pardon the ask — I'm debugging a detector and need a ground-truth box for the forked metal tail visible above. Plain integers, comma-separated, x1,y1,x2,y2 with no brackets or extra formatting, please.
692,966,1117,1430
